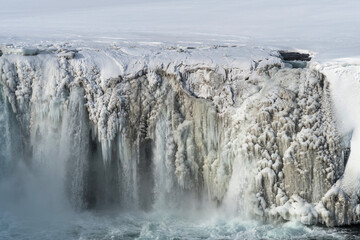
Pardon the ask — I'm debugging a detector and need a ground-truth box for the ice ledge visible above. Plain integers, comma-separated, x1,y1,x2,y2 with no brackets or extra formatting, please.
0,45,39,56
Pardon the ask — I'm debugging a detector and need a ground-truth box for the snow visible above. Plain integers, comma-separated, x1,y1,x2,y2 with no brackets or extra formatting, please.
314,60,360,192
1,0,360,62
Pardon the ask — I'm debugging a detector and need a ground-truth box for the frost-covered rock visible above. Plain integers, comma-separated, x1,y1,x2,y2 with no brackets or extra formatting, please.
0,45,39,56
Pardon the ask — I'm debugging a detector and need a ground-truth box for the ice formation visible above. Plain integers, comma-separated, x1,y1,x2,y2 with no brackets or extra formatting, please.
0,44,357,226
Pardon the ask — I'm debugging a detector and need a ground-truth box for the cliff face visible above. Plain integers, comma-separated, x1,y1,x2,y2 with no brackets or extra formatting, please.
0,45,354,226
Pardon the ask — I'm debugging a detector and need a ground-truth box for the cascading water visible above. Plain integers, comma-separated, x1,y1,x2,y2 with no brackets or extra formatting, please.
0,45,358,239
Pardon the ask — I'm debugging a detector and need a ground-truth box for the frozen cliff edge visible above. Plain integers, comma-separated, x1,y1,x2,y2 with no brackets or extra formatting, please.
0,44,358,226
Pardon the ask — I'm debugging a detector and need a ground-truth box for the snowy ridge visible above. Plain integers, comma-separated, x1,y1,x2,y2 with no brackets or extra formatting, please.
0,43,357,226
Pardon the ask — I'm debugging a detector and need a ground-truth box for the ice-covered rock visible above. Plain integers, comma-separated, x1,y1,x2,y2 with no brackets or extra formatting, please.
0,45,39,56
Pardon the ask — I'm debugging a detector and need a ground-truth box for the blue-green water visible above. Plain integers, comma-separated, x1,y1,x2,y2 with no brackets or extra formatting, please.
1,210,358,240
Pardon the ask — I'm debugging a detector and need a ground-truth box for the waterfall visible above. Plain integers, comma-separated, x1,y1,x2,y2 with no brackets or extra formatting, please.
0,48,357,227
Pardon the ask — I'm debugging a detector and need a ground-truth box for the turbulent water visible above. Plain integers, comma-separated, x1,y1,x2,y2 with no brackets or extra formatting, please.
1,210,356,240
0,44,360,239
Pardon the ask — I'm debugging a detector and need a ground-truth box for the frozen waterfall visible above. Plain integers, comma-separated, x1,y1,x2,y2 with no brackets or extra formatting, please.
0,44,359,227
